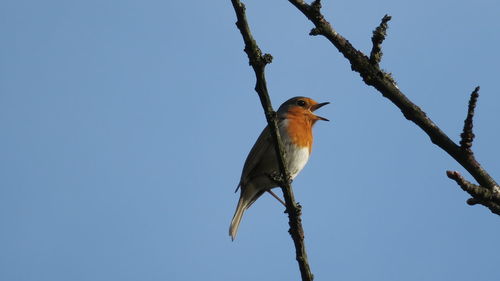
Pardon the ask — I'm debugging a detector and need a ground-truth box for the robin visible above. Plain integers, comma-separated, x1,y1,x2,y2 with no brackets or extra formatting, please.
229,96,329,240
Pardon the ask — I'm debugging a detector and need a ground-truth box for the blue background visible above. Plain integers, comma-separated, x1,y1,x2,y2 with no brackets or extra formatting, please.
1,0,499,280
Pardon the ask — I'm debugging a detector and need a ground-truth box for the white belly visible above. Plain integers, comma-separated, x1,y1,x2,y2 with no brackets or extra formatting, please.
284,143,310,179
279,119,310,179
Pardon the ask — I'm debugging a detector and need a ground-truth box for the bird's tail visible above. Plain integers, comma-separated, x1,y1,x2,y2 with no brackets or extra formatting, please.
229,196,249,241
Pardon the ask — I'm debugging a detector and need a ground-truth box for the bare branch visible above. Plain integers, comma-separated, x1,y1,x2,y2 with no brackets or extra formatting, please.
288,0,499,215
370,14,392,66
447,171,500,215
230,1,314,280
460,86,480,153
446,171,500,203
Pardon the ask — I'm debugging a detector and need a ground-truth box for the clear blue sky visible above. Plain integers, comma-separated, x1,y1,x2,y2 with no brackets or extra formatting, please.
1,1,499,280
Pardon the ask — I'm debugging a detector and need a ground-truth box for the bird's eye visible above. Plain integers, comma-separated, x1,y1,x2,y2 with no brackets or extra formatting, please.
296,100,306,107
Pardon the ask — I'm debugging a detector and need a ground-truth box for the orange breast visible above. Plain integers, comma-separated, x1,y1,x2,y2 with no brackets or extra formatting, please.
285,112,314,153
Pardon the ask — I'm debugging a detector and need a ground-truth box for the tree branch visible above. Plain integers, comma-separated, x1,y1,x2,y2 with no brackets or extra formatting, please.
460,86,479,154
288,0,499,215
447,171,500,215
370,14,391,66
230,1,314,280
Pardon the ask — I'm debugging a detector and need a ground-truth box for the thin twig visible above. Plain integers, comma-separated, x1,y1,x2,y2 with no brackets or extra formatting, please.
446,171,500,204
460,86,480,153
230,1,314,280
288,0,499,215
370,14,392,66
447,171,500,214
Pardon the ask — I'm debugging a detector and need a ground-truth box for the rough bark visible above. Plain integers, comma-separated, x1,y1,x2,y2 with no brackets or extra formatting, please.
288,0,499,215
230,1,315,280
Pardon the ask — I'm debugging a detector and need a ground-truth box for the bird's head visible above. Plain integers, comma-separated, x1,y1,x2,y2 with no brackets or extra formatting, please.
277,96,329,123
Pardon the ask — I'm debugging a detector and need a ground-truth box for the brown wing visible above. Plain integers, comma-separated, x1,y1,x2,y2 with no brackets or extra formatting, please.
237,126,275,191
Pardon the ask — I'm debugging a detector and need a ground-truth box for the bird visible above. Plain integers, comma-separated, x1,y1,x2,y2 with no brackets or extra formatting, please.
229,96,329,240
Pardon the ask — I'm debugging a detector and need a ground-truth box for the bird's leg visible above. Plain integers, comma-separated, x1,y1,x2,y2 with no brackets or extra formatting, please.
266,190,286,207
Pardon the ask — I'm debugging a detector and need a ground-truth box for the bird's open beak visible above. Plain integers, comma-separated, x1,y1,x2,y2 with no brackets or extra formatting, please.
311,102,330,121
